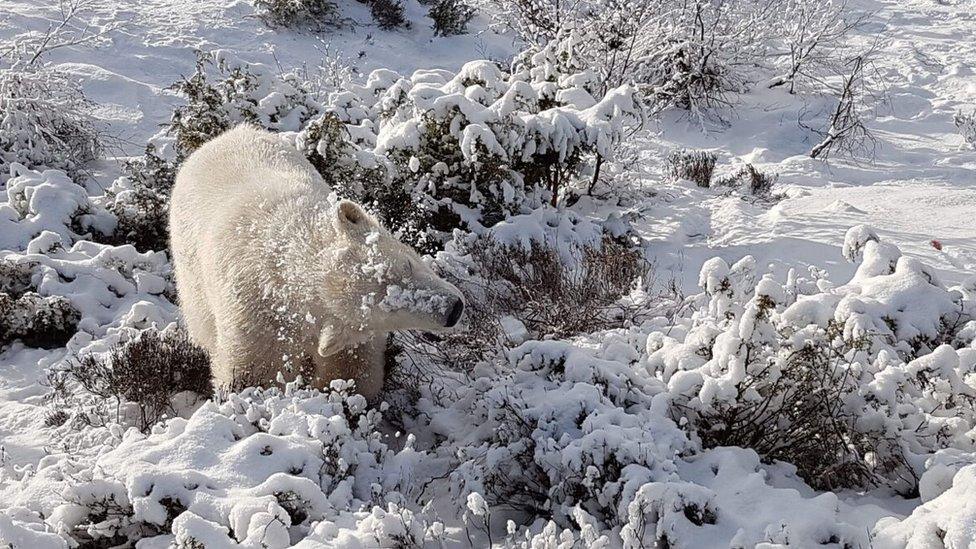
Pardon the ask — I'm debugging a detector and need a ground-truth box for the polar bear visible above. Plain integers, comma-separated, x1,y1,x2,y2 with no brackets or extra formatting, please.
169,125,464,400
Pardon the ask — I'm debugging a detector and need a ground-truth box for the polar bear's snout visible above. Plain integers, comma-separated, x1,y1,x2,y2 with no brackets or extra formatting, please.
443,297,464,328
376,278,465,332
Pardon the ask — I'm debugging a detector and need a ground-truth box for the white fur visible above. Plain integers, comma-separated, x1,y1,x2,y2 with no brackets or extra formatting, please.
170,125,462,400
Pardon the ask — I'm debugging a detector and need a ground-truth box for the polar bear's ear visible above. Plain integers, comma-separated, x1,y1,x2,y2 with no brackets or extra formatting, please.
335,200,369,236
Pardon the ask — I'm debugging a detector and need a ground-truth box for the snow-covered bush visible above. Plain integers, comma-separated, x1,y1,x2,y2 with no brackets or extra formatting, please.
253,0,339,30
483,0,870,124
649,227,976,491
0,165,178,357
100,145,177,253
0,65,102,185
167,51,321,160
428,0,476,36
160,47,640,252
391,208,661,378
440,331,691,531
0,165,115,251
635,1,767,121
666,149,717,187
48,327,212,432
479,0,771,122
41,381,424,547
289,49,641,250
0,268,80,350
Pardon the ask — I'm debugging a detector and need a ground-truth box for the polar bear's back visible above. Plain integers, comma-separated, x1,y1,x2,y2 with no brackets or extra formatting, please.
171,125,327,257
171,125,324,225
169,125,328,353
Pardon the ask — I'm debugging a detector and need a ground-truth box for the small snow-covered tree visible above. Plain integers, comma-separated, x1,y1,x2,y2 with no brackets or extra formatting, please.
0,0,114,183
766,0,866,94
807,53,882,160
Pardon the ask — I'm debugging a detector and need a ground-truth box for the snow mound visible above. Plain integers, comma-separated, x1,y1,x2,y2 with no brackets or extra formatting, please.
0,165,114,251
873,464,976,549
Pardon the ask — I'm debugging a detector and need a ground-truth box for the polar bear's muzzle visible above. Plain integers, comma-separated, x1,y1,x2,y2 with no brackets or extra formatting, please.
443,297,464,328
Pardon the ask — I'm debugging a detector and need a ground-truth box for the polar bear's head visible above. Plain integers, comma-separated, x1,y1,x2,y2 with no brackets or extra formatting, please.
317,200,464,357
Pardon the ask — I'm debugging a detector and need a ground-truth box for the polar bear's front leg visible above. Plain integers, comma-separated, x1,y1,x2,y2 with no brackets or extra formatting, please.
314,337,386,401
211,318,281,391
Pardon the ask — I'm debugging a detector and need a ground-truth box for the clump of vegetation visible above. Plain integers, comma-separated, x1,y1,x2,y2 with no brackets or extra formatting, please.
689,323,898,491
49,328,212,432
466,236,651,338
0,66,102,184
955,110,976,149
370,0,408,29
395,234,663,376
101,144,177,253
0,292,80,350
167,51,319,160
428,0,476,36
253,0,340,30
743,164,777,197
714,163,778,198
0,0,108,183
666,149,717,187
0,259,80,349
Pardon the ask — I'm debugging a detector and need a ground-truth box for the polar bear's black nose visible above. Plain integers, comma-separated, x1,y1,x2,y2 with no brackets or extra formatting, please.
444,298,464,328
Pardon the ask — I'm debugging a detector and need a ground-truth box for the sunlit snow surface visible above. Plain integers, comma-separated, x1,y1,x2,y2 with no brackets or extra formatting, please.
2,0,976,546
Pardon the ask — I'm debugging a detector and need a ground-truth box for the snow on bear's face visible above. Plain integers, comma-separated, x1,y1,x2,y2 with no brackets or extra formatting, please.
322,201,464,350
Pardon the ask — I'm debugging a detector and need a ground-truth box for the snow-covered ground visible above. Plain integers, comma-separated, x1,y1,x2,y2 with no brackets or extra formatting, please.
2,0,976,546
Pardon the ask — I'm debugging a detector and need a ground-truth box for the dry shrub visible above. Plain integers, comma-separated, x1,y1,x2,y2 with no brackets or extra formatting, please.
744,164,777,197
471,237,650,338
49,328,212,432
714,163,778,198
666,149,717,187
395,236,661,376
